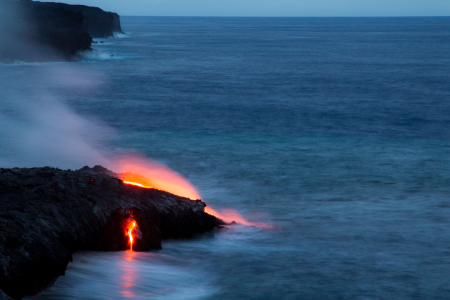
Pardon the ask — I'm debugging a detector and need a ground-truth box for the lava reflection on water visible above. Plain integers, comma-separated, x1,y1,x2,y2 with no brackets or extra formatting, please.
120,251,138,298
24,249,219,299
120,251,136,298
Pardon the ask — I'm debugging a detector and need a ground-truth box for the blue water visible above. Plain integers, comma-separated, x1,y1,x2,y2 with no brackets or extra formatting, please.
1,17,450,299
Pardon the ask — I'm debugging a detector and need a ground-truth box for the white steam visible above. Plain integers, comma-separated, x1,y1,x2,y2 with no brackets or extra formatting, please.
0,63,112,169
0,2,115,170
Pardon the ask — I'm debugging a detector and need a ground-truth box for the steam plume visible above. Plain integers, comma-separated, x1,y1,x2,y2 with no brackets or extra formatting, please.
0,8,270,228
0,62,110,169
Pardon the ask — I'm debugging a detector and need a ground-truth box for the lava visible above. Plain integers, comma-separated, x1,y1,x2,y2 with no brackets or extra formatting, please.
123,181,146,188
125,218,138,251
120,251,138,298
112,155,201,200
112,155,271,229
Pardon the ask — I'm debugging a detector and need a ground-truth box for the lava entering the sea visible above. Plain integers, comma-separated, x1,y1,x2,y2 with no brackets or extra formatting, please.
112,155,271,229
114,156,201,200
124,217,139,251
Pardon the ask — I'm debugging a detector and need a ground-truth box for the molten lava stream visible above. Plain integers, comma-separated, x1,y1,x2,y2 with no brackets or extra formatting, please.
123,181,146,188
114,156,202,200
126,220,137,251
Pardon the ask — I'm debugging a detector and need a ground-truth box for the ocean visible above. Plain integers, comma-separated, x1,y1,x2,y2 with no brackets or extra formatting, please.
1,17,450,299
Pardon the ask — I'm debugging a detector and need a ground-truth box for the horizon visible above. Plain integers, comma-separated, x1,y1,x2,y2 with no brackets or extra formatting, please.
37,0,450,17
117,16,450,18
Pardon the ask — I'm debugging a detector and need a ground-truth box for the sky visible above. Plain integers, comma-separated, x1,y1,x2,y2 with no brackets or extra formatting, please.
38,0,450,17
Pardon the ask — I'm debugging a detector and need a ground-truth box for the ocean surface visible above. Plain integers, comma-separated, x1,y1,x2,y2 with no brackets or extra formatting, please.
1,17,450,299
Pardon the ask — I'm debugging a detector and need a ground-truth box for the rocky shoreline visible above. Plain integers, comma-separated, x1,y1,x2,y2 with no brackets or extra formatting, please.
0,0,123,62
0,166,220,299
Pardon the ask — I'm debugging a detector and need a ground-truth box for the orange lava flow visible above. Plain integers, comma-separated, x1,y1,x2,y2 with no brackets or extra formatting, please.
123,181,147,188
113,155,201,200
126,219,137,251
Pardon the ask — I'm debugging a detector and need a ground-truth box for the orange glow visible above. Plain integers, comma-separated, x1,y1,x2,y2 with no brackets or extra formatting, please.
112,155,200,200
125,219,138,251
110,155,271,228
123,181,146,188
205,206,273,229
120,251,137,298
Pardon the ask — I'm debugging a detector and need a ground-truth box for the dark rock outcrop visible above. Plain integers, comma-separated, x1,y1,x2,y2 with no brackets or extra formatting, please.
0,166,218,299
33,2,123,38
0,0,91,61
0,0,122,62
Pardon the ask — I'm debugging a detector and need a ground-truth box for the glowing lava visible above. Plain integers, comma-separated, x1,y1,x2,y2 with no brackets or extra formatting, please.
125,219,138,251
123,181,146,188
112,155,271,229
113,155,201,200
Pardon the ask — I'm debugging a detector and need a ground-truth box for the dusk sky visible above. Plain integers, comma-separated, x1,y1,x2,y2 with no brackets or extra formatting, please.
40,0,450,16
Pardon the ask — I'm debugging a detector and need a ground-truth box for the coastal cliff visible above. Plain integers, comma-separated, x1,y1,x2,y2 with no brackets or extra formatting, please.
0,166,219,299
34,2,123,38
0,0,122,62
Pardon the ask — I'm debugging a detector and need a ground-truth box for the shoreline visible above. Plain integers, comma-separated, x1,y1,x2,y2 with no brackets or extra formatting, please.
0,166,220,299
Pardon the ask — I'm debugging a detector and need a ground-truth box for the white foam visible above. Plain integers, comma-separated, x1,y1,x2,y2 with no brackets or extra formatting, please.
113,32,129,38
0,60,63,67
25,252,217,300
78,49,119,61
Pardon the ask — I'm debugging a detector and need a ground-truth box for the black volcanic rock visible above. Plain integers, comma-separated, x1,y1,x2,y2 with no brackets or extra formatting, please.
0,0,122,62
0,166,218,299
0,0,91,61
33,2,123,38
0,290,12,300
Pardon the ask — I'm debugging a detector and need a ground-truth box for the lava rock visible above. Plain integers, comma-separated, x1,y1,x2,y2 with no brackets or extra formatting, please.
0,166,218,299
0,290,12,300
32,1,123,38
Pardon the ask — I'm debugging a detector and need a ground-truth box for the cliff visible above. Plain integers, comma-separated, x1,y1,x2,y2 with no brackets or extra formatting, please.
33,2,123,38
0,0,122,62
0,166,219,299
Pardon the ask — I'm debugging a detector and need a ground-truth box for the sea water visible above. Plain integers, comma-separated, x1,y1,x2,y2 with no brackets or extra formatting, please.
1,17,450,299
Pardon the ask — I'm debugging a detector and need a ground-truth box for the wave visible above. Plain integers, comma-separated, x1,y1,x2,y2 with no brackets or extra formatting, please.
78,49,120,61
25,251,217,300
113,32,129,38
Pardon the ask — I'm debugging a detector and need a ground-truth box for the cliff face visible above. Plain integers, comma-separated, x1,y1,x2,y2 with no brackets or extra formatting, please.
0,0,122,62
34,2,123,38
0,166,218,300
0,0,92,62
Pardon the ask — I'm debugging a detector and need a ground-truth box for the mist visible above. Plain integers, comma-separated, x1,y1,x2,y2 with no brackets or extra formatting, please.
0,2,145,171
0,6,268,229
0,63,113,169
0,59,205,202
0,2,122,169
0,0,63,62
